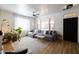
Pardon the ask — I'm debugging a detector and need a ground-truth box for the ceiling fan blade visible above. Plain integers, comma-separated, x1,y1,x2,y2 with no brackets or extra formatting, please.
32,10,40,16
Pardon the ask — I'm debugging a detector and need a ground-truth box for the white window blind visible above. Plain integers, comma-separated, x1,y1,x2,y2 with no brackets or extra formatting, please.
37,18,54,30
14,16,30,31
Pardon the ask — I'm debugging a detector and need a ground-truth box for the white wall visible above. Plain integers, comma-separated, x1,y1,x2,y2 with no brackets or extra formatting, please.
0,9,15,31
0,9,35,32
37,13,63,35
37,6,79,43
53,7,79,43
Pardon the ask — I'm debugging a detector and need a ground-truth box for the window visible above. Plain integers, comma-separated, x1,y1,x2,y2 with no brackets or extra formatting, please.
50,19,54,30
41,20,49,30
37,19,41,30
37,17,54,30
14,16,30,31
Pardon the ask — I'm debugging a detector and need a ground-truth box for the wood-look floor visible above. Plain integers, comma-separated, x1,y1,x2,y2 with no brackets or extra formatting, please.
40,40,79,54
1,37,79,54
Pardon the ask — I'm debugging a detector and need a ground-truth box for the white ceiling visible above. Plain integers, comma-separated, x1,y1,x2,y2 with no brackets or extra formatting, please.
0,4,78,17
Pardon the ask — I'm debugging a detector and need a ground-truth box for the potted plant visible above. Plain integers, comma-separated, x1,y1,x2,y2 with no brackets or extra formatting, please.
2,27,22,44
15,27,22,34
2,32,20,44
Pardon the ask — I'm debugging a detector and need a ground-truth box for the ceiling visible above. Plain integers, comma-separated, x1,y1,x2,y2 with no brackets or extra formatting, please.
0,4,78,17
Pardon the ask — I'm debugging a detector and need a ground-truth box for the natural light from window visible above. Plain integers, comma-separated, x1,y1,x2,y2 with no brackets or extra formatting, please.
14,16,30,31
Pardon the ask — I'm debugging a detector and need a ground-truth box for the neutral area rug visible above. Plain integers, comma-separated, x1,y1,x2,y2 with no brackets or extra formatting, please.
12,36,49,54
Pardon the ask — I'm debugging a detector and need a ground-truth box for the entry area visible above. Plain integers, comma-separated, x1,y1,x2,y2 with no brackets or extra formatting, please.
63,17,78,43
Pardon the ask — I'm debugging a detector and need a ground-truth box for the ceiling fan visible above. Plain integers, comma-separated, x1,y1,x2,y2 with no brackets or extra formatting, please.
32,10,40,16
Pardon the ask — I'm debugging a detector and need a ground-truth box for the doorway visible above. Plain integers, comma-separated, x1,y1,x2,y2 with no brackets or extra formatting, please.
63,17,78,43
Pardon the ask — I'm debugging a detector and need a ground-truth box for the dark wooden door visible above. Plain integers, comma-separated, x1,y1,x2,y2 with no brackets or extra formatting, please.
63,17,78,43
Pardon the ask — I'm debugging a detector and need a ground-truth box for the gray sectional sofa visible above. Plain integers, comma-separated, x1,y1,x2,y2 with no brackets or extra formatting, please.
28,30,58,41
